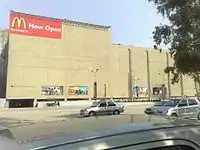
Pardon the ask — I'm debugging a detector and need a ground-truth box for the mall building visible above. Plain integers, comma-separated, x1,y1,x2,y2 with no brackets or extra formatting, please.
0,10,196,107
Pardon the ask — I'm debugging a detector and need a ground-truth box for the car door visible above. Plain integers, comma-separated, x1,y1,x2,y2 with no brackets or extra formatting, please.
106,101,117,114
177,99,189,117
187,99,200,117
96,101,107,115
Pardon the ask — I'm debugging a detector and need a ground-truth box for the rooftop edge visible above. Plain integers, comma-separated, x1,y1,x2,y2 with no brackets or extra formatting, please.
10,10,111,31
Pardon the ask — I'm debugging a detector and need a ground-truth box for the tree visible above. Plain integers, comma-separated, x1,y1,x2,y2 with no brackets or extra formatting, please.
148,0,200,96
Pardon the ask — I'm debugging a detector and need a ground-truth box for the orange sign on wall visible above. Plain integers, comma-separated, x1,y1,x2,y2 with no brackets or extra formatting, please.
9,12,62,39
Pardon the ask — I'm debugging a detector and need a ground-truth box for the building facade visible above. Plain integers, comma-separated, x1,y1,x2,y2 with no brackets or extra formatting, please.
0,10,196,107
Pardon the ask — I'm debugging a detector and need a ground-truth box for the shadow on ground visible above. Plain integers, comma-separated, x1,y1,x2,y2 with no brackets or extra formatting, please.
55,113,87,119
53,113,166,122
54,113,122,119
0,117,35,128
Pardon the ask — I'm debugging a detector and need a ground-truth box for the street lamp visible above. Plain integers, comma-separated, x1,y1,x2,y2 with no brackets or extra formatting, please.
158,73,165,84
91,68,99,100
132,76,140,98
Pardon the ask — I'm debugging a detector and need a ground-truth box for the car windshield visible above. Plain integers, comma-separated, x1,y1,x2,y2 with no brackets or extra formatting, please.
164,99,180,106
90,101,101,107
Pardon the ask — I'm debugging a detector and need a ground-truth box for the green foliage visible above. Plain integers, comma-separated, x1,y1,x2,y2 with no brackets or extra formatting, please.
148,0,200,84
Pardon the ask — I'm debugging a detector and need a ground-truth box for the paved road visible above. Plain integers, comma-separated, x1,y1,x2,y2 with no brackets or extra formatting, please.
0,103,198,144
0,103,161,142
0,104,154,127
11,114,167,142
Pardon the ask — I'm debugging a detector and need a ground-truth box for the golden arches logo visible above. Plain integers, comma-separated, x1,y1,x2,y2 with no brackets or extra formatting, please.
11,17,26,29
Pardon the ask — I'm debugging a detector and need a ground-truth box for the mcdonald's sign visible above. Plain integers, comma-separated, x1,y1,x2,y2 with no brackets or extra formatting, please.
11,17,27,29
9,12,62,39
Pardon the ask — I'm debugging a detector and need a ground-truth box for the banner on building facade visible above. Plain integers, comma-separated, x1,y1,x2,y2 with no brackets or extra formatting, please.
152,85,167,99
152,86,167,95
9,12,62,39
41,86,64,96
68,86,88,95
133,86,148,97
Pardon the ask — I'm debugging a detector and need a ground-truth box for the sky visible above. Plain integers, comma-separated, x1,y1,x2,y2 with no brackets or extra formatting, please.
0,0,167,48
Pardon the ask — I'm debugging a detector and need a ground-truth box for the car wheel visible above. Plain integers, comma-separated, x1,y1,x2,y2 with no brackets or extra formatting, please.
197,112,200,120
89,111,96,117
170,113,178,118
113,110,120,115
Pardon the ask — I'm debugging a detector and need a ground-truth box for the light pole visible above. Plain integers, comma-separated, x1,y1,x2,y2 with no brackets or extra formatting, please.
132,75,139,89
158,72,167,99
132,76,139,98
92,68,99,100
158,73,165,84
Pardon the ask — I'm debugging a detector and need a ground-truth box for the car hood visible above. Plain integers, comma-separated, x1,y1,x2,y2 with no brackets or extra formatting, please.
21,121,200,150
147,106,173,111
147,106,161,110
81,106,94,111
156,106,174,112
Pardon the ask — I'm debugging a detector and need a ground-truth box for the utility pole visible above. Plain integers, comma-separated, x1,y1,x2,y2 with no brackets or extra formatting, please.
128,48,133,101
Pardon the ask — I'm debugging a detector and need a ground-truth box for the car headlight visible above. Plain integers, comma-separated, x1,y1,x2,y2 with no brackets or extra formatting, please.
81,109,87,112
163,109,169,114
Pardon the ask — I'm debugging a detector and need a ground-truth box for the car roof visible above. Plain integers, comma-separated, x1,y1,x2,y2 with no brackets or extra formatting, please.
23,119,200,149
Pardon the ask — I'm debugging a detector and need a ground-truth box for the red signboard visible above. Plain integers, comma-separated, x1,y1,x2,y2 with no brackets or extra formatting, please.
9,13,62,39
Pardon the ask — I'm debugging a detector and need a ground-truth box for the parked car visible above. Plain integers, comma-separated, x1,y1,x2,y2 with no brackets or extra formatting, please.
152,98,200,119
144,100,169,115
80,100,124,117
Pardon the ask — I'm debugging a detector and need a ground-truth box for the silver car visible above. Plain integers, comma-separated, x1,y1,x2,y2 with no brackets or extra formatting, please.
144,100,169,115
80,100,124,117
153,98,200,119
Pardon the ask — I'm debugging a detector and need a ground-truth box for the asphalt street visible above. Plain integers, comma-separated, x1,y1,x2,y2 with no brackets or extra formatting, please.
0,103,153,127
0,103,169,143
11,114,167,143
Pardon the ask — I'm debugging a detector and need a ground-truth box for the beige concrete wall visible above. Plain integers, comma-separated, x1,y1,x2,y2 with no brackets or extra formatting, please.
7,22,112,99
182,75,195,96
130,46,147,87
109,45,129,98
6,20,197,99
149,51,166,87
168,58,182,96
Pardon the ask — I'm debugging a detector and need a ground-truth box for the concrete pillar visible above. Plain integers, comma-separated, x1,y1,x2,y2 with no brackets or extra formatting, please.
128,48,132,100
180,73,184,96
146,50,151,100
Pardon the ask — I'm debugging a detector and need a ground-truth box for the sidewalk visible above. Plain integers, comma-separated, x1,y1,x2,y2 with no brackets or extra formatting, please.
0,101,154,112
59,101,154,106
